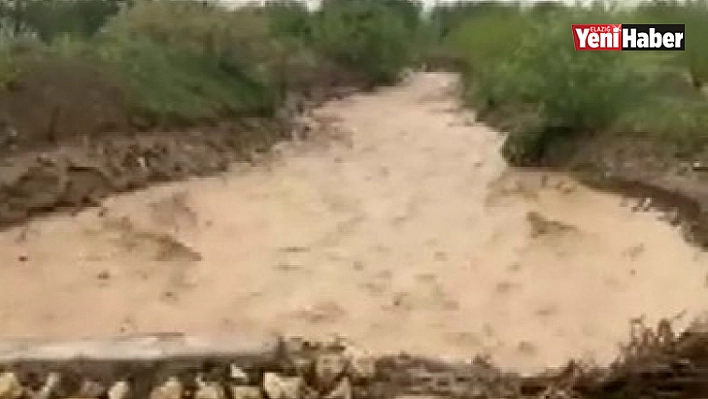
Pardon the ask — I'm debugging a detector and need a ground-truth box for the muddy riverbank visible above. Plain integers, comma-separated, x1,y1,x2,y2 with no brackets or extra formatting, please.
539,131,708,249
0,120,284,228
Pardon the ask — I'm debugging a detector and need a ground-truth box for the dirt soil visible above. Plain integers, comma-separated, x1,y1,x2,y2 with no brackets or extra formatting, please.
0,73,707,375
548,132,708,248
0,119,286,226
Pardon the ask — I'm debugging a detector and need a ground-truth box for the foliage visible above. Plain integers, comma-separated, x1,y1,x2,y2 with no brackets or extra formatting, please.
436,0,708,165
311,0,418,86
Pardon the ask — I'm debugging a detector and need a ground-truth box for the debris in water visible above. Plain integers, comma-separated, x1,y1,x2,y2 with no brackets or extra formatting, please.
517,341,537,355
526,211,577,237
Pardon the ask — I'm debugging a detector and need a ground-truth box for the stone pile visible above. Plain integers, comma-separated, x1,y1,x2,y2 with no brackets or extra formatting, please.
0,337,526,399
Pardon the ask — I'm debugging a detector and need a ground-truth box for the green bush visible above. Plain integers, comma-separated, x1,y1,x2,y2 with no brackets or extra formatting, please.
469,15,642,128
104,0,276,71
2,0,424,129
443,8,530,77
429,2,523,43
440,6,659,164
89,36,275,124
311,0,417,86
264,0,313,39
90,0,287,124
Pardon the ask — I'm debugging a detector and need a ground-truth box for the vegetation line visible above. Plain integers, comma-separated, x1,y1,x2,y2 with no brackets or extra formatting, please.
0,0,707,166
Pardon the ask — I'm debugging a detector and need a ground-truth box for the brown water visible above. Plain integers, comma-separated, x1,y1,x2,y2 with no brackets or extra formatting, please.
0,73,706,372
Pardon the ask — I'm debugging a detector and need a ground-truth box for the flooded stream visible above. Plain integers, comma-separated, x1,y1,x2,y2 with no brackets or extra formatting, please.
0,73,705,373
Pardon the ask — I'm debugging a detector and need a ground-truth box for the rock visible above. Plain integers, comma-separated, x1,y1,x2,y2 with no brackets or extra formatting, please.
344,347,375,380
33,372,61,399
149,377,182,399
291,355,314,377
107,381,130,399
263,373,303,399
230,386,262,399
195,376,226,399
230,365,249,384
195,384,226,399
0,372,23,399
322,377,351,399
78,380,105,398
315,352,348,389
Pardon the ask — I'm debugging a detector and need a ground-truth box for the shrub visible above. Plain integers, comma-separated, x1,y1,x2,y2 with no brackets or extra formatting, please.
93,0,286,124
87,35,276,125
443,8,530,77
430,1,523,42
311,0,417,86
444,7,651,164
104,0,276,71
434,0,708,164
264,0,313,39
503,22,643,130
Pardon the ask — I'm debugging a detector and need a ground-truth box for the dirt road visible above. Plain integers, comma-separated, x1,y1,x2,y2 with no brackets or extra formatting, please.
0,73,706,372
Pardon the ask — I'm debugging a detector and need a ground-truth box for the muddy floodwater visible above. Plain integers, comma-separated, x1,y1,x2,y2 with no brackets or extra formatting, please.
0,73,706,373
